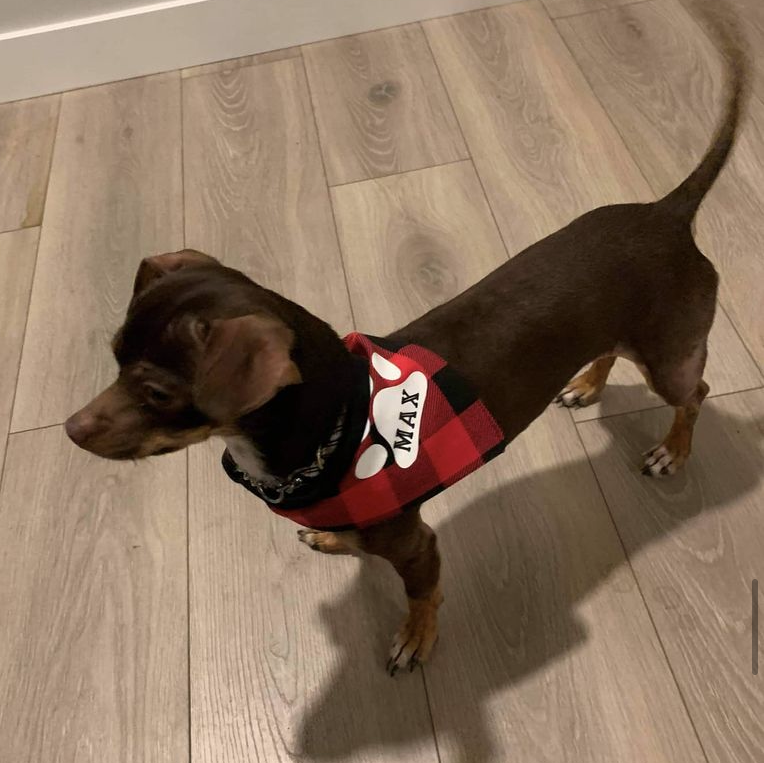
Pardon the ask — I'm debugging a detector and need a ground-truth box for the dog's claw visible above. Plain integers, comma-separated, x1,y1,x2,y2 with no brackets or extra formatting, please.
297,528,354,555
387,606,439,676
641,443,684,477
297,528,317,549
555,382,598,409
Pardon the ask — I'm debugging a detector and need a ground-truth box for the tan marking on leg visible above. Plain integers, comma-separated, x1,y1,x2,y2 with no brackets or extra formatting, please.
643,380,708,476
297,528,360,555
354,511,441,675
556,356,616,408
387,585,443,676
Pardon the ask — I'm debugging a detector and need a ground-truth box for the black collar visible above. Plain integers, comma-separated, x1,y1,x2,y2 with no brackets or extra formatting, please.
221,354,370,509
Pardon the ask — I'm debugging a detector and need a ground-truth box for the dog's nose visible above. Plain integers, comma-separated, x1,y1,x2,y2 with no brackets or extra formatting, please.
64,412,97,446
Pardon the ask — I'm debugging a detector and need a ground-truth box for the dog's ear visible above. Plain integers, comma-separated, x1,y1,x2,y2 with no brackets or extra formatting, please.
132,249,219,299
193,314,302,422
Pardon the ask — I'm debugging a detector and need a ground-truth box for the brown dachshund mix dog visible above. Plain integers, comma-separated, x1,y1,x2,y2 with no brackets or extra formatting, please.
66,26,747,675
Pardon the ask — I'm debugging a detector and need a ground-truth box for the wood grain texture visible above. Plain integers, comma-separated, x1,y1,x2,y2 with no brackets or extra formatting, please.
183,59,352,330
0,95,59,232
332,159,705,761
0,228,38,469
303,24,468,185
331,162,508,334
729,0,764,103
558,0,764,370
578,389,764,763
189,442,439,763
570,305,762,421
11,73,183,432
181,46,301,79
679,0,764,105
0,427,187,762
424,1,651,255
542,0,645,19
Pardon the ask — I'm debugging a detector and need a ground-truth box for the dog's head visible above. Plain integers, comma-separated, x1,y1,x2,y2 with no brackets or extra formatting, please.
64,250,302,459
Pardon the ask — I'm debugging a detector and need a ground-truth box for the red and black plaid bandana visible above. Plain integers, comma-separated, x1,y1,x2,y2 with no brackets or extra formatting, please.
223,333,506,531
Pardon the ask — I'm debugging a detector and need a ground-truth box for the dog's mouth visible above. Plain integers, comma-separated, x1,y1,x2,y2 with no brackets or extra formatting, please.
69,440,143,461
65,406,215,460
70,440,182,461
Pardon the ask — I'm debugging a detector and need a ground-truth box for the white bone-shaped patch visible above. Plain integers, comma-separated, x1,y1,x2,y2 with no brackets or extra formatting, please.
354,355,428,479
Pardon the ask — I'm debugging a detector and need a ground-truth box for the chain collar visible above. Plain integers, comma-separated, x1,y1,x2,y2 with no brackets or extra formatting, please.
227,407,347,504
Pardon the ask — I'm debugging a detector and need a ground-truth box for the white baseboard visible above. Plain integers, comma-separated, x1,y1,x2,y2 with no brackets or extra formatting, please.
0,0,520,103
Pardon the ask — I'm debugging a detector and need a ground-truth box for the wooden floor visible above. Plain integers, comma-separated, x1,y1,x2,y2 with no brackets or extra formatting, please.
1,1,763,760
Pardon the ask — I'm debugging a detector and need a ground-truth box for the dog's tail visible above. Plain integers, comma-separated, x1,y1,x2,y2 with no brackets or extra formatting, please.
658,2,750,221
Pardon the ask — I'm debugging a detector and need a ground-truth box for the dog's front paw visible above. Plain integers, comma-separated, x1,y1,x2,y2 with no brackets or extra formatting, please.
297,528,355,555
641,443,687,477
555,377,601,408
386,592,442,676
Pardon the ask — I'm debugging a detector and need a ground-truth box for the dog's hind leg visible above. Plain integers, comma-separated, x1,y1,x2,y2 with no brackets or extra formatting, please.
556,355,616,408
640,343,710,476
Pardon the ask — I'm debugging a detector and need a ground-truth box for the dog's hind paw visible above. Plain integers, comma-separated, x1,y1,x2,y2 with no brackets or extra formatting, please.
641,444,687,477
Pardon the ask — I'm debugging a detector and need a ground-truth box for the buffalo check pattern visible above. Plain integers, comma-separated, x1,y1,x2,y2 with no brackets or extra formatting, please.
265,334,507,531
223,334,507,531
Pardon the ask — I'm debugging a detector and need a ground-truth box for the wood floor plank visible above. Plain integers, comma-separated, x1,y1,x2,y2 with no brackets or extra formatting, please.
557,0,764,370
0,228,38,469
0,427,187,762
570,305,762,422
0,95,59,232
578,389,764,763
11,73,183,432
729,0,764,103
331,162,508,333
184,58,436,762
183,59,352,329
423,1,651,255
543,0,644,19
189,443,439,763
182,46,301,79
332,162,705,762
303,24,468,186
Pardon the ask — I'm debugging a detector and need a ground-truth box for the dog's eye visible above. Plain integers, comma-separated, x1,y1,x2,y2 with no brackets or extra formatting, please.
144,384,171,406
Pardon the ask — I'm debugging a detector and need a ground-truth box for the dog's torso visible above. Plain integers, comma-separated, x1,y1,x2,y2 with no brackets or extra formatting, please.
391,202,715,440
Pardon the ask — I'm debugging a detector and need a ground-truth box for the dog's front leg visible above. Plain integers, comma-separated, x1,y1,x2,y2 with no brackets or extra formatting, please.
298,510,442,674
357,509,442,676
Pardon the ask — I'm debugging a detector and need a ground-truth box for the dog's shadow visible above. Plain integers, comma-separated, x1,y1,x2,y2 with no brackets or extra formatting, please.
296,390,764,761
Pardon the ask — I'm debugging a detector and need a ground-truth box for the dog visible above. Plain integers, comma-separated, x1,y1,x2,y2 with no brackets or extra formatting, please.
65,21,747,675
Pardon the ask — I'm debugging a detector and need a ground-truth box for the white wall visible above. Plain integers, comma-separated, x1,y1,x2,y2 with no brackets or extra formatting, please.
0,0,150,34
0,0,521,103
